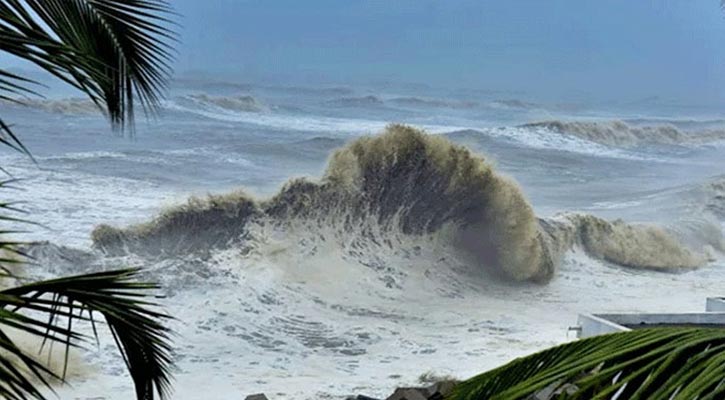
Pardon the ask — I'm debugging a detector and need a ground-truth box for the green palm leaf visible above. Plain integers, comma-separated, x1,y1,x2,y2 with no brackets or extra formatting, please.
0,269,173,400
0,0,176,399
449,328,725,400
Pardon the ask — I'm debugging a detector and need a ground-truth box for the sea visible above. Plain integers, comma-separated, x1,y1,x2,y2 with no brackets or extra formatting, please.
0,78,723,399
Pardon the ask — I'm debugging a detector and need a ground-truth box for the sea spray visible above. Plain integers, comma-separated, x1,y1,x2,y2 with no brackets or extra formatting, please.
92,191,259,257
540,214,709,271
93,125,550,281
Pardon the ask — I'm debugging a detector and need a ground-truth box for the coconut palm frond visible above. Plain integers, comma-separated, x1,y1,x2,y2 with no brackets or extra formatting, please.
0,68,40,103
450,328,725,400
0,178,32,279
0,117,33,159
0,0,175,130
0,1,176,399
0,268,173,400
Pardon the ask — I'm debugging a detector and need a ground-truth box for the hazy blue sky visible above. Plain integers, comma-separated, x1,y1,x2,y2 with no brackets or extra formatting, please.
171,0,725,104
4,1,725,104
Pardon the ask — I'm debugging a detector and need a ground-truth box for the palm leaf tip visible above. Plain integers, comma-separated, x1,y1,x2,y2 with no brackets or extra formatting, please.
0,268,174,400
1,0,176,132
451,327,725,400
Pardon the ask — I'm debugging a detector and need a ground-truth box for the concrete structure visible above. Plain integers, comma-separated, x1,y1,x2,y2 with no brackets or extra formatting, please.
576,298,725,338
706,297,725,312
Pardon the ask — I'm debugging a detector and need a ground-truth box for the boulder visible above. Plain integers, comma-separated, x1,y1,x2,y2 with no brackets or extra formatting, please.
426,381,457,400
245,394,269,400
386,388,430,400
385,381,458,400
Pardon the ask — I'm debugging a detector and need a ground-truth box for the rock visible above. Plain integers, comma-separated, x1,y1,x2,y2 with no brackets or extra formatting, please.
384,381,458,400
527,380,579,400
347,396,382,400
426,381,457,400
245,394,269,400
553,383,579,396
386,388,430,400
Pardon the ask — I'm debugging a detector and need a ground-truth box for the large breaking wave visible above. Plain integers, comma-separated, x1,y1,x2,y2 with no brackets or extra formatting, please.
92,125,716,283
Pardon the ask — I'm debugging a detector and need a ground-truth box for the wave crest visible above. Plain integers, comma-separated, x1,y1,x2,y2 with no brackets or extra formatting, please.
182,94,268,113
541,214,709,271
3,98,101,115
489,99,538,110
523,120,725,147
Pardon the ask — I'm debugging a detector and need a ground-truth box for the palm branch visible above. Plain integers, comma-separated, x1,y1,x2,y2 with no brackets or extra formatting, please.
0,0,176,399
449,327,725,400
0,0,175,131
0,269,173,400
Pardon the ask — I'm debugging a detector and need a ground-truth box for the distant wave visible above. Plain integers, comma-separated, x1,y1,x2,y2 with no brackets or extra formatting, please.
446,127,654,161
489,99,539,110
624,117,725,128
523,120,725,147
180,94,268,113
164,99,464,134
2,98,101,115
325,96,384,108
389,97,478,109
3,94,270,116
172,79,354,97
92,125,712,285
265,85,354,96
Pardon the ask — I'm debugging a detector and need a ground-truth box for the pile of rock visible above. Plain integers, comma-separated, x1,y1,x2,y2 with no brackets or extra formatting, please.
369,381,457,400
244,381,457,400
244,395,269,400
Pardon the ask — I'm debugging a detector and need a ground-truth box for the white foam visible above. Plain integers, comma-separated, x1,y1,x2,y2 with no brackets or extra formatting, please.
0,161,180,248
164,100,665,160
164,99,466,135
487,126,662,160
51,231,725,400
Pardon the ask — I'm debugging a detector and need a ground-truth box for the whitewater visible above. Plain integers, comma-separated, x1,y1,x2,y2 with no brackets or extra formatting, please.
0,81,724,399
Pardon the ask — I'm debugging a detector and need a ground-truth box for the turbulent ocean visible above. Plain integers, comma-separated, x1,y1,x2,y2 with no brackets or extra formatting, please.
1,80,724,399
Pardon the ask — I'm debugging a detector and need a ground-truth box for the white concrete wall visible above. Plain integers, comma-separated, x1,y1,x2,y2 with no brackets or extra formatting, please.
577,312,725,338
706,298,725,312
577,314,629,338
600,312,725,326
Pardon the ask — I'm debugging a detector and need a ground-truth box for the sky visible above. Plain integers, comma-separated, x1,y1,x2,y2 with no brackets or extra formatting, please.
4,1,725,105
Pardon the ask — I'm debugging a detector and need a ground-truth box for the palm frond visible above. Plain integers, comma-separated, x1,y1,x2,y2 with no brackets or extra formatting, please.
0,178,33,279
0,118,33,160
0,69,40,102
0,1,176,399
0,0,175,131
0,268,174,400
450,328,725,400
